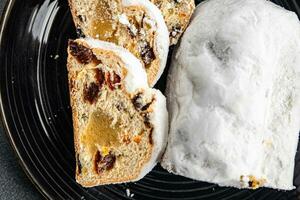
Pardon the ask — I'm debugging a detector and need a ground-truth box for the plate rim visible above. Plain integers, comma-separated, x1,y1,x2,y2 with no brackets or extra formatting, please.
0,0,50,199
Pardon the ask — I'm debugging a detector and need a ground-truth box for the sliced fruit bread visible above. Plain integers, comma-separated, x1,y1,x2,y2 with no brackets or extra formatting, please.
68,0,169,86
67,38,168,186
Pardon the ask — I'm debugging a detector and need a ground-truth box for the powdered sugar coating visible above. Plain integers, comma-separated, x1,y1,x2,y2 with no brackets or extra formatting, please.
135,90,168,181
162,0,300,190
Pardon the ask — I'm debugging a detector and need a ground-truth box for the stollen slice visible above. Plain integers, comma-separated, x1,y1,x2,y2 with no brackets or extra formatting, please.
68,0,169,86
67,38,168,186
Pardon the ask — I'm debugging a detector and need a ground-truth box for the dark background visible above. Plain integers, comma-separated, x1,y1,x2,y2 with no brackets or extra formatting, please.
0,0,41,198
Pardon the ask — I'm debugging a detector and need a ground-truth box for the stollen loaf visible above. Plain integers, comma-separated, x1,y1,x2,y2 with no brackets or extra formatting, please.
162,0,300,190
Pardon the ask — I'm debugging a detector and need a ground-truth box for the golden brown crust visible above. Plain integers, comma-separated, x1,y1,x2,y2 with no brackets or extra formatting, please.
67,55,80,179
68,0,78,30
78,175,139,187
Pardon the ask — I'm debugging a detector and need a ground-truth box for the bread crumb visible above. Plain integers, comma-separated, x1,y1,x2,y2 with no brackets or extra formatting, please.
126,188,130,197
125,188,135,198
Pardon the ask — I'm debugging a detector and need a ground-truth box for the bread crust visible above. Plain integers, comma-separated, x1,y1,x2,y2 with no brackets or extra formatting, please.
67,56,81,179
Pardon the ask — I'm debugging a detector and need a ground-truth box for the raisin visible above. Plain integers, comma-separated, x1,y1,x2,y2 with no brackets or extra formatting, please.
170,25,182,38
149,128,154,145
83,82,99,104
94,68,105,89
106,73,114,90
248,181,254,188
127,26,136,38
141,103,151,111
76,154,82,174
140,42,155,66
106,72,121,90
141,98,154,111
69,40,93,64
132,94,154,111
94,151,103,173
140,13,146,29
76,28,85,38
102,153,116,170
94,151,116,174
132,93,143,110
113,73,121,85
77,15,86,23
143,113,151,128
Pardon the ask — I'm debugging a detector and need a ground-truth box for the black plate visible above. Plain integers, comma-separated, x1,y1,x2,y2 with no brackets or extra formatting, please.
0,0,300,199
